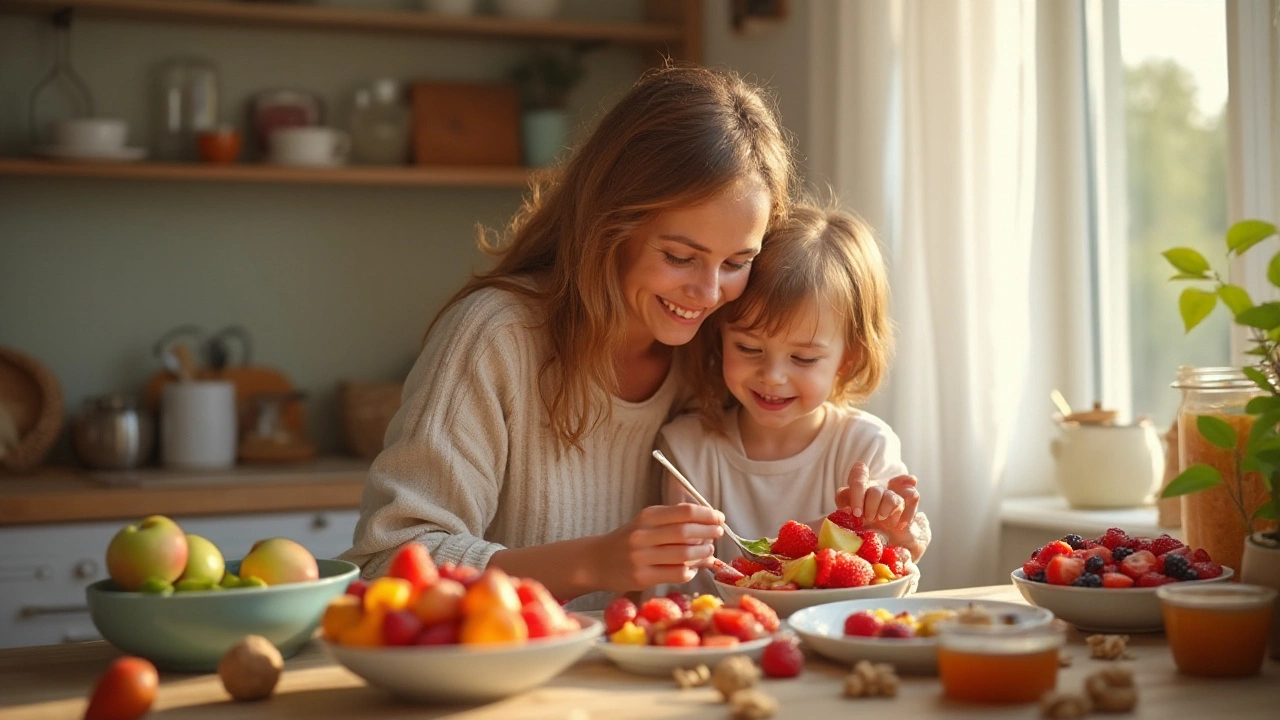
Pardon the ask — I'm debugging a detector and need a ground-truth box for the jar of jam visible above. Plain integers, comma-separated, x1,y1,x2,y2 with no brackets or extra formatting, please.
1171,366,1270,573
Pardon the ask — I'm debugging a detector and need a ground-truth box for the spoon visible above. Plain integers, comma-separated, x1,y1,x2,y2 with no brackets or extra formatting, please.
651,449,785,572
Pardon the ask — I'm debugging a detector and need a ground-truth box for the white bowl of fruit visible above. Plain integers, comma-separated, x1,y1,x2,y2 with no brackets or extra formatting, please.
711,512,917,618
318,545,601,703
1011,528,1233,633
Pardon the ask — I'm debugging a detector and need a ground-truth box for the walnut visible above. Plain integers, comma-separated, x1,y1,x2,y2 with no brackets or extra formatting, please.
955,603,995,626
729,688,778,719
673,664,711,689
843,660,899,698
1040,690,1092,719
1085,667,1138,712
218,635,283,701
1086,634,1130,660
712,656,760,701
1058,651,1074,668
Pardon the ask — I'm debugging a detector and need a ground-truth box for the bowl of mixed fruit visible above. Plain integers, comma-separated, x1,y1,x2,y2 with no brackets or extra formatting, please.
596,591,775,676
318,545,601,703
711,511,917,618
1011,527,1232,633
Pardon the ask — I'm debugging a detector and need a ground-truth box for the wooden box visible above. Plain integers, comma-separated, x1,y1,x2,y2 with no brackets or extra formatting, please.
410,82,521,166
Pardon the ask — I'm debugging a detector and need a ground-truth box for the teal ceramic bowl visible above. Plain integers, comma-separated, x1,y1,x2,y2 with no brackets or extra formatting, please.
86,558,359,672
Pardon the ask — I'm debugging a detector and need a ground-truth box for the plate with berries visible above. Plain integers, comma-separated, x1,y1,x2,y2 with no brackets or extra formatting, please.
595,592,776,676
1011,528,1233,633
710,512,918,618
787,597,1054,675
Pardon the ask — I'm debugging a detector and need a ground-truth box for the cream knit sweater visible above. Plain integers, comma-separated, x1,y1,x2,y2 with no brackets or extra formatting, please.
341,285,681,608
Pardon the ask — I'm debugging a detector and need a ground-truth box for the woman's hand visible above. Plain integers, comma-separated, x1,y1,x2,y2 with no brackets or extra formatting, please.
590,503,724,593
834,462,920,531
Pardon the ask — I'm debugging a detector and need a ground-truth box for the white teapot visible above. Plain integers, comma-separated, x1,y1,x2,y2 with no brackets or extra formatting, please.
1050,402,1164,509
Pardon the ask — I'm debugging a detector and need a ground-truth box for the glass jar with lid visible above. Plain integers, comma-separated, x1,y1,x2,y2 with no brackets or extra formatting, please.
349,79,411,165
1172,365,1269,573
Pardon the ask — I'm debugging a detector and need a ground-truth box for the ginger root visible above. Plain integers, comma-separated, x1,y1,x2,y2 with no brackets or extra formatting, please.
218,635,283,701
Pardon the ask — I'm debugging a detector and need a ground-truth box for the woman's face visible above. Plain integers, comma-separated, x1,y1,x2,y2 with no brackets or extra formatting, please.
619,183,771,349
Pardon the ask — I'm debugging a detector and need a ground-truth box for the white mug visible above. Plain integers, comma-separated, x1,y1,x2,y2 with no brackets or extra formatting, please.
269,126,350,167
51,118,128,150
161,381,237,469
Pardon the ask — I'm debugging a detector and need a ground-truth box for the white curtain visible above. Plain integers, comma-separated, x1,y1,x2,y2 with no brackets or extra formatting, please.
808,0,1042,590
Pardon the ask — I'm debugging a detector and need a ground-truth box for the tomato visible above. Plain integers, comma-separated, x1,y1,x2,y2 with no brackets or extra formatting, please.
84,656,158,720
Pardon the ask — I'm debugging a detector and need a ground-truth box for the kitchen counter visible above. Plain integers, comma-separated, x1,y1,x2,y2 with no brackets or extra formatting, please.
0,458,368,525
3,585,1277,719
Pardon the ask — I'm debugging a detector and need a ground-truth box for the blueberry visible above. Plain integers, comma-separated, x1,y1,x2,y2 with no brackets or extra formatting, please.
1030,570,1047,583
1072,573,1102,588
1085,556,1104,574
1111,546,1133,562
1164,554,1189,578
1060,534,1087,550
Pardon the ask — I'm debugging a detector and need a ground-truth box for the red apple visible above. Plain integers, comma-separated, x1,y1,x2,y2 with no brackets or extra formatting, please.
106,516,189,591
238,538,318,586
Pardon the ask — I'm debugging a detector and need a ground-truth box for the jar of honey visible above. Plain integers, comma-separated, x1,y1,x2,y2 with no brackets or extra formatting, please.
1157,583,1277,677
1171,366,1270,573
935,623,1064,704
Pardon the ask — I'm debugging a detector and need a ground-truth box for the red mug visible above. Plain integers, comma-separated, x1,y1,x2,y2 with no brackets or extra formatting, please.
198,128,242,164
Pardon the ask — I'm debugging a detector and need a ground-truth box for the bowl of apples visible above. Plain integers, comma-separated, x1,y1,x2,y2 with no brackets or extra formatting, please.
86,515,358,672
711,511,917,618
318,545,602,704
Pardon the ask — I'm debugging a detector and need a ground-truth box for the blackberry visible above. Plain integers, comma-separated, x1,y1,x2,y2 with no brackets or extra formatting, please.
1030,570,1047,583
1060,534,1087,550
1111,546,1133,562
1084,556,1104,574
1163,554,1198,581
1072,573,1102,588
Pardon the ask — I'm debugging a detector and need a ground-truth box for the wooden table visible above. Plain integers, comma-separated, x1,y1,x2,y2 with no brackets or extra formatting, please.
2,585,1277,719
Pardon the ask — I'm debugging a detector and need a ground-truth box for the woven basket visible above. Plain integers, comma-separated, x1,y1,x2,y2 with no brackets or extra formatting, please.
0,346,64,474
339,380,403,460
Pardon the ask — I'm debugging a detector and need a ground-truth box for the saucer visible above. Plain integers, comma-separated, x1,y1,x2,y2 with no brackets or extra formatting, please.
35,145,147,163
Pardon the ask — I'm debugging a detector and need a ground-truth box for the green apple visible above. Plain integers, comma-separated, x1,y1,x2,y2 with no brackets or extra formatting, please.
105,515,189,591
817,518,864,555
180,534,225,586
780,552,818,589
238,537,318,586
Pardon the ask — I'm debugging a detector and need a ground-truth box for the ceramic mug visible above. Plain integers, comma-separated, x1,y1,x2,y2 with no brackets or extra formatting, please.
51,118,128,151
198,126,242,164
269,126,350,167
161,381,237,469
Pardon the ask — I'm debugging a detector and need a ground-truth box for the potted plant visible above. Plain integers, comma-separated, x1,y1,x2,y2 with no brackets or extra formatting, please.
1162,218,1280,657
511,48,584,168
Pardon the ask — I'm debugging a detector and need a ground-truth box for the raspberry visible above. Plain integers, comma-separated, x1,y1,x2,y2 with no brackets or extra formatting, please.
603,597,637,634
1099,527,1131,550
771,520,819,559
1022,559,1045,579
1060,534,1088,550
827,509,864,530
1150,534,1185,556
881,546,912,577
878,621,915,638
664,591,692,614
1192,561,1223,579
731,557,766,576
760,635,805,678
1130,537,1154,553
1191,548,1212,563
1101,572,1134,588
815,549,874,588
739,595,780,633
638,597,682,624
1072,573,1102,588
843,610,884,637
1110,546,1133,562
1136,571,1176,588
855,531,885,566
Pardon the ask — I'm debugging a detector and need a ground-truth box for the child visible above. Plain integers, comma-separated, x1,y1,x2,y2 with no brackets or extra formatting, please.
658,201,931,584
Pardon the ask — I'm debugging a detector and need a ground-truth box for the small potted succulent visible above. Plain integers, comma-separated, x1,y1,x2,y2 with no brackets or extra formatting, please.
1161,218,1280,657
511,48,584,168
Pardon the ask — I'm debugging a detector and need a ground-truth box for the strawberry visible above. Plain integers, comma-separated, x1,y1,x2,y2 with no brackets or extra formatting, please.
731,557,766,576
664,591,692,614
739,594,780,633
522,605,554,639
669,613,712,636
638,597,682,624
437,562,480,586
827,509,864,530
711,558,747,585
844,610,885,637
760,635,805,678
381,610,422,646
881,546,912,577
878,621,915,638
1119,550,1157,580
1077,546,1113,564
1044,555,1085,586
771,520,819,559
1022,559,1045,579
701,635,740,648
603,597,637,634
1036,541,1074,564
855,531,885,566
1192,561,1223,579
387,543,439,593
1191,548,1212,563
829,553,875,588
663,628,701,648
1150,534,1185,556
814,549,839,587
345,579,369,601
1136,571,1176,588
1101,572,1134,588
712,608,766,642
1098,527,1131,550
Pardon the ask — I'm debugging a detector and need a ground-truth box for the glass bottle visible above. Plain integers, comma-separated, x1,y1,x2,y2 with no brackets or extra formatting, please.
1172,366,1269,573
153,58,220,162
349,79,411,165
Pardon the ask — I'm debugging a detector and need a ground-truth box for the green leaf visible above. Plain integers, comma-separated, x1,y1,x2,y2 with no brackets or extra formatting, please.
1236,302,1280,330
1196,415,1239,449
1178,288,1217,332
1162,248,1211,276
1227,219,1278,254
741,537,773,555
1161,464,1223,498
1246,346,1271,356
1217,285,1254,314
1170,273,1210,281
1244,367,1279,395
1246,396,1280,415
1270,251,1280,288
1243,455,1262,473
1255,503,1279,521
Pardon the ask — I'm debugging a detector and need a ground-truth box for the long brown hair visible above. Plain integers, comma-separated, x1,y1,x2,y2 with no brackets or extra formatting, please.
689,201,895,432
429,65,795,448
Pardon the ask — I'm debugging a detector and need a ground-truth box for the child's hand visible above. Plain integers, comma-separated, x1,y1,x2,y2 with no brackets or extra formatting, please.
834,462,920,531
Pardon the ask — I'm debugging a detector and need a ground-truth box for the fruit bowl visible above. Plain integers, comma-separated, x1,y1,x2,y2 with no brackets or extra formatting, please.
322,615,602,703
787,597,1054,674
1010,566,1234,633
595,635,771,676
86,558,358,672
714,570,915,619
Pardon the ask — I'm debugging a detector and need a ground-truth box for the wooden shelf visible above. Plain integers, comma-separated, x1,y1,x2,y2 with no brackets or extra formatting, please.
0,0,687,47
0,158,533,187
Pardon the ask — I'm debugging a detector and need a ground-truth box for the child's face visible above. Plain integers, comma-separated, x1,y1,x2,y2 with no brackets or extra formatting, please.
722,299,850,430
618,182,769,349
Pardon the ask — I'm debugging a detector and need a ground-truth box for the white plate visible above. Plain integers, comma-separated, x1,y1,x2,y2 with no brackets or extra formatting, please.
714,571,915,619
321,614,602,704
1011,567,1234,633
35,145,147,162
788,597,1055,675
595,635,771,677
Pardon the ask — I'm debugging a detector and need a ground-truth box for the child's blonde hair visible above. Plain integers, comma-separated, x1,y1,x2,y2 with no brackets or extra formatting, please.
690,201,894,430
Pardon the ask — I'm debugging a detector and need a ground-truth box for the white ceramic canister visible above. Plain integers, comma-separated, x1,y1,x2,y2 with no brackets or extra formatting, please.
161,380,237,469
1050,405,1164,509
